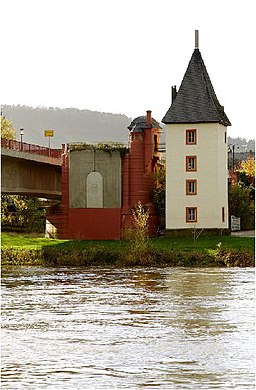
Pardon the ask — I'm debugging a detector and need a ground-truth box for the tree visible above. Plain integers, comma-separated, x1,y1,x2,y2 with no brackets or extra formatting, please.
1,115,16,140
228,184,254,230
238,155,255,180
151,165,166,227
236,155,255,204
1,195,46,232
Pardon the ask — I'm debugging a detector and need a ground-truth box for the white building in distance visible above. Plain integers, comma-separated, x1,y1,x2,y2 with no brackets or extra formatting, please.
162,31,231,236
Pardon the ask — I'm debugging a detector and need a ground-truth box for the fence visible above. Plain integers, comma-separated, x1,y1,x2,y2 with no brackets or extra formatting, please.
1,138,62,159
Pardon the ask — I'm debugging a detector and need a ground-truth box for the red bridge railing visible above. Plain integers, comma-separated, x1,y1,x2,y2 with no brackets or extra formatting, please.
1,138,62,159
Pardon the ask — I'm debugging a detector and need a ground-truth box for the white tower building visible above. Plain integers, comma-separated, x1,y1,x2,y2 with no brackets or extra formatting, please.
162,31,231,235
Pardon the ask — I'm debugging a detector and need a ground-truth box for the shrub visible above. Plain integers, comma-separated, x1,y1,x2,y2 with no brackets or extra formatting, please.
214,249,254,267
1,248,43,266
122,202,155,266
229,184,255,230
1,195,46,233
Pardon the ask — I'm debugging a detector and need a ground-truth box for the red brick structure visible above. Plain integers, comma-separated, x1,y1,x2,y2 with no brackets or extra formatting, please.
46,111,161,239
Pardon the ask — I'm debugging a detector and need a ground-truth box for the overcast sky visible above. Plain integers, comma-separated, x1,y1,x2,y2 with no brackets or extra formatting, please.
1,0,255,140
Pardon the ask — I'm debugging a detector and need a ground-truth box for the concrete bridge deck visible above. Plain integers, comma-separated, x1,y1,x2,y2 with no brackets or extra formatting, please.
1,139,62,199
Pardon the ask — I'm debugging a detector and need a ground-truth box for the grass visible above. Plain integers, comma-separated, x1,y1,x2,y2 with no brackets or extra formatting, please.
153,236,255,253
1,232,69,249
1,232,254,268
1,232,254,253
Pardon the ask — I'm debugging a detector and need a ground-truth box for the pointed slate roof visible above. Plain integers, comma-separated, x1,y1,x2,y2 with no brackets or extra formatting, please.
162,48,231,126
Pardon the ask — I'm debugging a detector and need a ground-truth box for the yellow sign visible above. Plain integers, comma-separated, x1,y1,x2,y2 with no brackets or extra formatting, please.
44,130,54,137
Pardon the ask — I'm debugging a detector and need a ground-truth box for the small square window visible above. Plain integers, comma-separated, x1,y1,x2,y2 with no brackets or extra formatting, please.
186,156,197,171
186,207,197,223
186,180,197,195
186,129,197,145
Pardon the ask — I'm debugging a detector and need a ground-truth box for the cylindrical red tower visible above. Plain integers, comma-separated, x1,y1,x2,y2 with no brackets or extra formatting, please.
121,111,161,236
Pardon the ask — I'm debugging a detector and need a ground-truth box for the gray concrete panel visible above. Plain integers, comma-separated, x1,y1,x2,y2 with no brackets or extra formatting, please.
69,149,121,208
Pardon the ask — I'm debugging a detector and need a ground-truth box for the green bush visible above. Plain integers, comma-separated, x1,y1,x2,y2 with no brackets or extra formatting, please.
1,248,43,266
228,184,255,230
41,247,120,267
214,249,254,267
1,247,254,267
1,195,46,233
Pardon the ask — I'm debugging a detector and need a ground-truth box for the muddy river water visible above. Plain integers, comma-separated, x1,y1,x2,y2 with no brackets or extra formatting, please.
1,267,255,389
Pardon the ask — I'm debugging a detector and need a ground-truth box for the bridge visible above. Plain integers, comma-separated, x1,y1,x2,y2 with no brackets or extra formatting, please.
1,139,62,199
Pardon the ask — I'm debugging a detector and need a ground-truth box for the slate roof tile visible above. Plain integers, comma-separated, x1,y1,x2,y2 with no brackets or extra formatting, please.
128,116,161,132
162,49,231,126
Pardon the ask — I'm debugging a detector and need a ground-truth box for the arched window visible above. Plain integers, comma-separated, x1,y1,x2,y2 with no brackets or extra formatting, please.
86,171,103,208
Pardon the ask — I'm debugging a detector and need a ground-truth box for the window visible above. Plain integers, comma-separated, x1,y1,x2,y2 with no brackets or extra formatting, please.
186,129,197,145
222,207,225,222
186,207,197,223
154,134,158,152
186,180,197,195
186,156,197,171
224,132,227,144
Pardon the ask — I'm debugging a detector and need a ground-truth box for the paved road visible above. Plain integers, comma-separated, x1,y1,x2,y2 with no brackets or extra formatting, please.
231,230,255,238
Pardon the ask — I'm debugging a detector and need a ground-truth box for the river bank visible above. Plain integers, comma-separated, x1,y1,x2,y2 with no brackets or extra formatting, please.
1,232,255,267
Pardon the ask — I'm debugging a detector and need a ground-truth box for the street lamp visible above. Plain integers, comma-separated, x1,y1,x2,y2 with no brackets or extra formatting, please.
20,128,24,151
228,144,239,171
20,128,24,143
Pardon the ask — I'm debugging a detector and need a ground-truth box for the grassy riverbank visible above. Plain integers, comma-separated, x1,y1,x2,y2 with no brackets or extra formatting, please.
1,232,255,267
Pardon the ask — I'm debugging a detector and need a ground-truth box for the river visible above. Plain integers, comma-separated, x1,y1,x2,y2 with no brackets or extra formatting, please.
1,267,255,389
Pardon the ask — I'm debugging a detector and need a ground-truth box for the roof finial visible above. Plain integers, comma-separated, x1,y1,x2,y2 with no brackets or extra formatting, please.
195,30,199,49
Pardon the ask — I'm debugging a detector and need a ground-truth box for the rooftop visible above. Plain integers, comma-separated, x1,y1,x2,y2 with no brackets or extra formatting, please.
162,47,231,126
128,115,161,133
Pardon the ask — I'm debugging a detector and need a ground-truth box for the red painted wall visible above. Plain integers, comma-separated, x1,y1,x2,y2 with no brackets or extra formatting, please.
47,114,161,240
69,208,121,240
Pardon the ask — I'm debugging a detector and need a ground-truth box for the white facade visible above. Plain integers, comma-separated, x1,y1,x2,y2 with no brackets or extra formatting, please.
165,122,229,230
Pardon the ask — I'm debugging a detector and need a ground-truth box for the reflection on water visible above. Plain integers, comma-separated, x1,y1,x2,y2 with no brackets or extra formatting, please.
1,267,255,389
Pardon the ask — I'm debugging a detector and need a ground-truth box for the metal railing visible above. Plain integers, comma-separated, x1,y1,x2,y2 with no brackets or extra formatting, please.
1,138,62,159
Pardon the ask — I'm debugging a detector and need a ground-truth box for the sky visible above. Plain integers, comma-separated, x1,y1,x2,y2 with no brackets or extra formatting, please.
1,0,255,140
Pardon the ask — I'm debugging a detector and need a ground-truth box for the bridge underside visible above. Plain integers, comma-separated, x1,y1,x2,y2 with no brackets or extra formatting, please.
1,154,62,199
1,188,62,199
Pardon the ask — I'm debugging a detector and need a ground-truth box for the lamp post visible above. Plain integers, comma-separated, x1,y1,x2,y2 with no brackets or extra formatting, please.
228,144,239,171
20,128,24,151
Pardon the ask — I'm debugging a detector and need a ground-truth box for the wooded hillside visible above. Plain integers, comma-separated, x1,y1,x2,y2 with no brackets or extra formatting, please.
1,105,255,151
2,105,132,148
